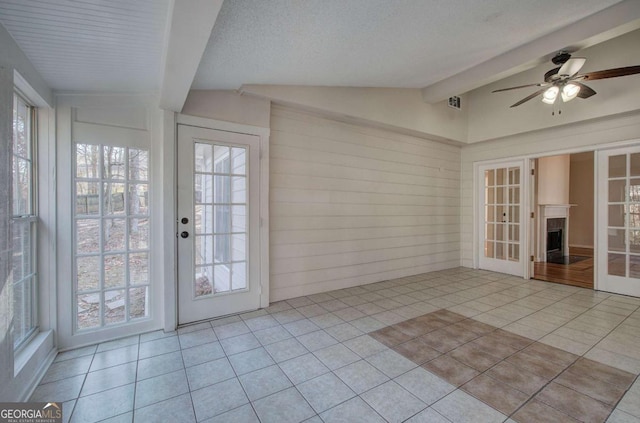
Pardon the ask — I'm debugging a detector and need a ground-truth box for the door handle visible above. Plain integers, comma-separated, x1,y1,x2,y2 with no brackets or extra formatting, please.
181,217,189,224
180,231,189,239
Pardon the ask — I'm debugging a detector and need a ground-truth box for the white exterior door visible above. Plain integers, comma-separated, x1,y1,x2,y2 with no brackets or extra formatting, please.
177,125,261,324
478,161,525,276
597,146,640,297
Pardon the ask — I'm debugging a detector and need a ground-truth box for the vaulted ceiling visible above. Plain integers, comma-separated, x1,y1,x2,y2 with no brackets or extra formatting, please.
0,0,639,111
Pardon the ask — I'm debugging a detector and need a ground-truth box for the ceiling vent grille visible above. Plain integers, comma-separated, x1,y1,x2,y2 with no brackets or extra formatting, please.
448,96,461,110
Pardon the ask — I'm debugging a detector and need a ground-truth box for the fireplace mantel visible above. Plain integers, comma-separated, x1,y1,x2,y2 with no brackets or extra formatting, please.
538,204,574,262
540,204,573,218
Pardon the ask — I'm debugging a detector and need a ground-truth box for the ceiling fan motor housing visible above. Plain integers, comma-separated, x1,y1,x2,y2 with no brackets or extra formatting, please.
552,51,572,65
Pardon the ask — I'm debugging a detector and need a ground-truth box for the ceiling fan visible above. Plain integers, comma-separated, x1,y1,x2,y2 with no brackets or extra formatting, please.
492,51,640,109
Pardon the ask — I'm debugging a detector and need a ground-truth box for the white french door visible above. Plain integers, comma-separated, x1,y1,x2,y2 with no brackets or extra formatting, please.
597,146,640,297
177,125,261,324
478,161,525,276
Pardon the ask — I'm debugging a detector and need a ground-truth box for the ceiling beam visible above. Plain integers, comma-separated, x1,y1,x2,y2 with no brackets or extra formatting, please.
421,0,640,104
159,0,223,112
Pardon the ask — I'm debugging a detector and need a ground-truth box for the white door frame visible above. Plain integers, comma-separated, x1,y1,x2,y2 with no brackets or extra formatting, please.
474,159,529,277
163,114,270,331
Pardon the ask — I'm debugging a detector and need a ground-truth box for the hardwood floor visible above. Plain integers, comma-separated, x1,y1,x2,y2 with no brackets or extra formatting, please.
533,247,594,289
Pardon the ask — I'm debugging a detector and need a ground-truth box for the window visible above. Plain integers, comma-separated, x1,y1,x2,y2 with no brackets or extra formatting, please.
11,92,37,349
74,144,150,331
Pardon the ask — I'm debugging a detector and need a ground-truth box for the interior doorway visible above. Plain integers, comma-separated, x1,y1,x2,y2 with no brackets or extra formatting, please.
531,151,594,288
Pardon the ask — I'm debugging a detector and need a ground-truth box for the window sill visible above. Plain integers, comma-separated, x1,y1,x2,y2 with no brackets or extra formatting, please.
13,330,56,401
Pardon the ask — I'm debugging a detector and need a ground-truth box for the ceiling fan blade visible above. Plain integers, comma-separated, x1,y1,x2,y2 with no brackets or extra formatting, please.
573,82,596,99
492,83,547,93
579,65,640,81
510,89,546,108
558,57,586,77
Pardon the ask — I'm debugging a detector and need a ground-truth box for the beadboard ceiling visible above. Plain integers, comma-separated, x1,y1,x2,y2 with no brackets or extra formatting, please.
0,0,171,92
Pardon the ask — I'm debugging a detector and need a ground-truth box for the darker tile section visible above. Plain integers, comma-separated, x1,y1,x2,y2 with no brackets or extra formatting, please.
448,344,502,372
393,338,441,365
422,355,479,387
412,315,450,332
392,320,431,338
419,330,466,353
440,324,481,343
535,382,613,423
568,358,636,390
506,351,565,380
461,374,529,415
485,361,548,396
452,319,496,336
430,309,467,323
554,369,626,406
369,326,413,347
488,329,533,350
469,336,519,360
521,342,578,367
512,399,581,423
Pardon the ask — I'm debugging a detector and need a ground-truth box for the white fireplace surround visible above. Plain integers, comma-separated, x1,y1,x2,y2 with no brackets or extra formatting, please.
538,204,573,262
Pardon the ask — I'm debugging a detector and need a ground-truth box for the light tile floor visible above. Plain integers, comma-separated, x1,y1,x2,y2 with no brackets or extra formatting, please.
32,268,640,422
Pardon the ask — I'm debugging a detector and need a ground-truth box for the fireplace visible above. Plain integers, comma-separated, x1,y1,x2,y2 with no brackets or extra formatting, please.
546,218,565,261
538,205,571,262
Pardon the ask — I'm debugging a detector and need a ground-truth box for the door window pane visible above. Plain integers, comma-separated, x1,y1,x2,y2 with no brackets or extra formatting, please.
609,180,626,203
231,148,246,175
609,155,626,178
608,253,626,277
193,143,249,297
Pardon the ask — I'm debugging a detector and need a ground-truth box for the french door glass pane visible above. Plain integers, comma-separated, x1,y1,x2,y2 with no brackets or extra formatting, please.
606,153,640,279
609,155,626,178
193,142,249,298
484,166,520,262
74,144,150,331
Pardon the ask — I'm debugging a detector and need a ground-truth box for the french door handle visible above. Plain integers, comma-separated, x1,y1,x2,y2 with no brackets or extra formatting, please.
180,231,189,239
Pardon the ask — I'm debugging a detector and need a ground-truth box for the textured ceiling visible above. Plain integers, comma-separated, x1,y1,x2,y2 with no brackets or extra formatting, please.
0,0,171,92
193,0,624,90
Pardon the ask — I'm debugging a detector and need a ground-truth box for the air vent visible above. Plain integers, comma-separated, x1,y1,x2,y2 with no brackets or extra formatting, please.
448,96,461,110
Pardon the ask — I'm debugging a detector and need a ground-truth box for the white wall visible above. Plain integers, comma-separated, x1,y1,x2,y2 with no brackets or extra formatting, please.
242,85,468,144
270,106,461,301
538,155,570,204
460,110,640,268
182,90,270,128
569,152,595,248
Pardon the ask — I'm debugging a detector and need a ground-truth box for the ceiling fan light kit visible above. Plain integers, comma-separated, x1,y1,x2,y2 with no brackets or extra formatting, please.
492,51,640,112
542,86,559,104
561,83,580,102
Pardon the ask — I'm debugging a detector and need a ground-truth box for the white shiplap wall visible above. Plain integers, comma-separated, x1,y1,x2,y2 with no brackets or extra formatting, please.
460,111,640,269
270,106,461,301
